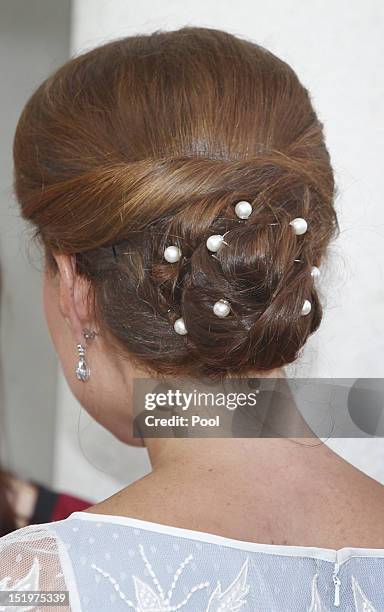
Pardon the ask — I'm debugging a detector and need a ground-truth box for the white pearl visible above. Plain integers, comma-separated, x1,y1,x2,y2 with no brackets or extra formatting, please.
301,299,312,316
213,299,231,318
164,245,182,263
174,317,188,335
235,200,253,220
311,266,320,280
290,217,308,235
206,234,224,253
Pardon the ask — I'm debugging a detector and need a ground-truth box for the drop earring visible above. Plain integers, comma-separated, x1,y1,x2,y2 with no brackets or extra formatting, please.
75,343,90,382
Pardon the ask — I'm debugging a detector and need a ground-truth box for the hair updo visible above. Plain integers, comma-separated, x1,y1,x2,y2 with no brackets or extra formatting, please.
13,27,338,378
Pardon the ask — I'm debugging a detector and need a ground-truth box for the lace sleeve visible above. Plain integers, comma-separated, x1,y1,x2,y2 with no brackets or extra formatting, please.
0,523,80,611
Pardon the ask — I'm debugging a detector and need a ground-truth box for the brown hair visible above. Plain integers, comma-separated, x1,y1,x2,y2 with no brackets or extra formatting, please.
13,27,337,378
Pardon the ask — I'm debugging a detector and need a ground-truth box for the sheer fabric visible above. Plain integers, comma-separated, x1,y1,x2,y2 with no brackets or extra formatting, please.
1,511,384,611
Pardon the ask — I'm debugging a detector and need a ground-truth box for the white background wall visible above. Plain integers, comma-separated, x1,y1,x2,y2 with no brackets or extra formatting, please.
54,0,384,500
0,0,71,485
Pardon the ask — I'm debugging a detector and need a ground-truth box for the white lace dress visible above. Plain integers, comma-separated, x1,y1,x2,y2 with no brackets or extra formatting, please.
0,511,384,611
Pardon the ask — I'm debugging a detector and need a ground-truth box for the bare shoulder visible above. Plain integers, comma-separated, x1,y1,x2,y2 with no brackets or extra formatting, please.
85,456,384,550
307,451,384,549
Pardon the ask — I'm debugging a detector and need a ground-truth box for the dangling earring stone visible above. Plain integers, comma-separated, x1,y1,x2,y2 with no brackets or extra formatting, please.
301,299,312,316
174,318,188,335
75,344,90,382
311,266,320,280
206,234,225,253
235,200,253,220
290,218,308,235
164,245,182,263
213,299,231,318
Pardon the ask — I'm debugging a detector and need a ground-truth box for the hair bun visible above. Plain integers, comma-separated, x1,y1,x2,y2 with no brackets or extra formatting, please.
14,27,338,376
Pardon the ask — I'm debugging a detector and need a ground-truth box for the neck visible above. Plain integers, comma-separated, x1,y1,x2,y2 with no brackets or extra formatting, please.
90,369,350,546
137,431,335,545
143,367,320,475
145,430,327,475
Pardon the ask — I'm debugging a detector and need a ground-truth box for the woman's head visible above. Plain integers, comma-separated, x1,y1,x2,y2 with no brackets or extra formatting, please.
13,27,337,439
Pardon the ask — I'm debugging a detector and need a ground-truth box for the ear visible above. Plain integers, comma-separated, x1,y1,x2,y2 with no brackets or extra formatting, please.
53,253,94,344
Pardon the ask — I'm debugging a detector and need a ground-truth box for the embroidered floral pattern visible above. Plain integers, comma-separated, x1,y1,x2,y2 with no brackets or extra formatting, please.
0,558,39,612
92,546,249,611
308,575,329,612
352,576,377,612
307,573,378,612
1,522,384,611
206,558,249,611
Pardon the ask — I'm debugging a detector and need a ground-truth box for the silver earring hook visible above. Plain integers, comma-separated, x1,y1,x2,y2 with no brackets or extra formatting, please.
83,328,97,342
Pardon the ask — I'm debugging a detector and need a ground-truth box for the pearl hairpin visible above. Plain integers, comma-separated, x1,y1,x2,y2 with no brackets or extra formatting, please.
170,209,312,333
174,317,188,335
235,200,253,220
206,234,225,253
213,299,231,318
301,299,312,316
311,266,320,280
164,245,182,263
290,218,308,236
